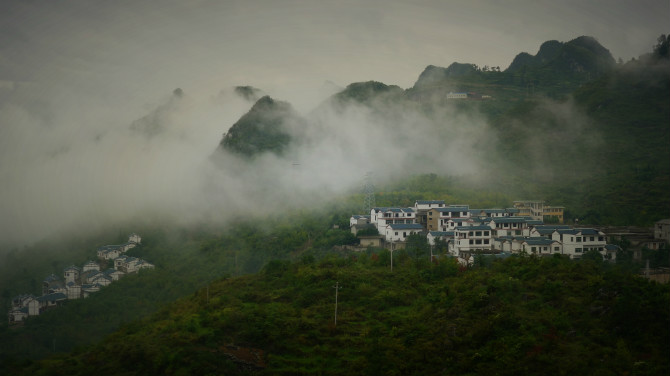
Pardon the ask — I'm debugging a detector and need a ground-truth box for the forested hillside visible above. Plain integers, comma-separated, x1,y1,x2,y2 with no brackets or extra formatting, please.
12,253,670,375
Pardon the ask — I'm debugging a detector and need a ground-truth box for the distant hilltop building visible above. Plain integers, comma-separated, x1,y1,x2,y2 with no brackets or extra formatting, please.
446,92,492,100
446,92,468,99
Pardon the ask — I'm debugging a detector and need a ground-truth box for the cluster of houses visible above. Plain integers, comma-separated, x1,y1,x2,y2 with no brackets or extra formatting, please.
351,200,669,266
8,233,153,325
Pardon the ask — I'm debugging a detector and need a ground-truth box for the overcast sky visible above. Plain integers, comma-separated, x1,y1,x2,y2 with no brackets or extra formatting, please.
0,0,667,247
0,0,667,107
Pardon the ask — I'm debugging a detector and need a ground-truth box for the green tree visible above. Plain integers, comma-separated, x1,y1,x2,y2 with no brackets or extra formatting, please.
405,233,429,263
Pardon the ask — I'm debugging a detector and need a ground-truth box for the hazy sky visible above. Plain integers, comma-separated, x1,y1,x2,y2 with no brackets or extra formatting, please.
0,0,667,247
0,0,667,107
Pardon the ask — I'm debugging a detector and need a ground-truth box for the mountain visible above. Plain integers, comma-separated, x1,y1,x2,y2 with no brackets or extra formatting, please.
233,85,264,102
332,80,404,106
410,36,616,100
413,62,480,89
506,36,614,74
129,88,185,138
218,95,304,157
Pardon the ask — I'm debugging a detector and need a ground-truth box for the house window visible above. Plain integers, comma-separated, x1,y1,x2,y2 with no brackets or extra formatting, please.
395,232,398,236
484,231,490,236
476,239,482,245
515,230,521,235
531,246,537,252
484,239,489,244
469,240,473,245
403,232,407,237
475,231,482,236
598,236,604,241
554,247,560,252
576,237,582,242
590,236,594,241
575,248,583,253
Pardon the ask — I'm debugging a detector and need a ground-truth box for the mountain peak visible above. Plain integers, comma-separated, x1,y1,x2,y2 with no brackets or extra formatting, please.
413,62,478,88
218,96,301,158
506,36,614,73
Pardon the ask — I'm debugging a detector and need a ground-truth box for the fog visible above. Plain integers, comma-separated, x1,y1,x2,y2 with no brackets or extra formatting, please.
1,1,667,248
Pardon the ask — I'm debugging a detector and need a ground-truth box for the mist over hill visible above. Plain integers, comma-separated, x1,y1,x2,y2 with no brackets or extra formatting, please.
0,35,668,251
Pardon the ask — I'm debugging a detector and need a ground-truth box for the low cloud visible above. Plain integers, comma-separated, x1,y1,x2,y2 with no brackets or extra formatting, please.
0,79,501,249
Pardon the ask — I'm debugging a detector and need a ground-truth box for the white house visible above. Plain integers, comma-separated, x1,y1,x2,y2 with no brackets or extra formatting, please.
37,293,67,311
104,268,125,281
81,284,100,298
114,255,129,270
349,215,374,235
66,282,81,300
90,274,112,287
97,246,122,260
451,225,493,256
446,92,468,99
489,217,531,237
654,219,670,243
383,223,424,243
414,200,446,211
350,215,370,228
82,260,100,273
42,274,66,296
427,231,455,246
8,307,29,323
128,233,142,244
371,207,416,232
555,228,607,259
494,236,531,253
520,238,562,255
529,225,572,238
63,265,81,284
470,208,520,219
81,270,103,284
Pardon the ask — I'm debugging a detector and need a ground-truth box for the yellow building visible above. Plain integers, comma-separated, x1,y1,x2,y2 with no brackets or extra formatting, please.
543,206,564,224
513,200,564,224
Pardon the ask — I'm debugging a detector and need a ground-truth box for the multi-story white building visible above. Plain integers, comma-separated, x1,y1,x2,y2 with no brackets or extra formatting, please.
450,225,493,256
371,207,416,232
554,228,607,259
488,217,531,237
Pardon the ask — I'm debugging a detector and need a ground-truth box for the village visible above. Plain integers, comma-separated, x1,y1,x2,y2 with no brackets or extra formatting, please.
8,233,153,325
8,203,670,325
350,200,670,270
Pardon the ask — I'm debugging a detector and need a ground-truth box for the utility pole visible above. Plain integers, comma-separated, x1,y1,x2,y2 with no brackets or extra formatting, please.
390,248,394,272
333,281,342,327
363,172,375,213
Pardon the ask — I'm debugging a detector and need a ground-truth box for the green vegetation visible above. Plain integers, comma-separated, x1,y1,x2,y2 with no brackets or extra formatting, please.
219,96,300,157
13,253,669,375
